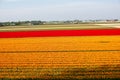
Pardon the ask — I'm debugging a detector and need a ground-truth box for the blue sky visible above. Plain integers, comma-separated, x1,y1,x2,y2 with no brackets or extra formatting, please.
0,0,120,22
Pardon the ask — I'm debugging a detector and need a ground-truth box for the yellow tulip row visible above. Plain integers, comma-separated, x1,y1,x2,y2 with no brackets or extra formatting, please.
0,36,120,79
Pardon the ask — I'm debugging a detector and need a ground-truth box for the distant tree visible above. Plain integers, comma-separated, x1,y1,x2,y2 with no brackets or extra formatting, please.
0,23,3,27
31,21,43,25
15,22,22,26
114,19,118,21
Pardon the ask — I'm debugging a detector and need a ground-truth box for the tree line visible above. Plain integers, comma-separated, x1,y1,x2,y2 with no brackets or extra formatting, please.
0,19,119,27
0,21,43,27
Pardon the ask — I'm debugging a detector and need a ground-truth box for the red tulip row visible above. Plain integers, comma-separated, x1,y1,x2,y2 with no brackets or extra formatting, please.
0,29,120,38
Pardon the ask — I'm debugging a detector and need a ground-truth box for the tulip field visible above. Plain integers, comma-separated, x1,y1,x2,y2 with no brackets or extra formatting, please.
0,24,120,79
0,35,120,79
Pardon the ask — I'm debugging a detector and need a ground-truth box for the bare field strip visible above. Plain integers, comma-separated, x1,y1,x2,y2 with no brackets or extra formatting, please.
0,36,120,79
96,23,120,28
0,24,115,32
